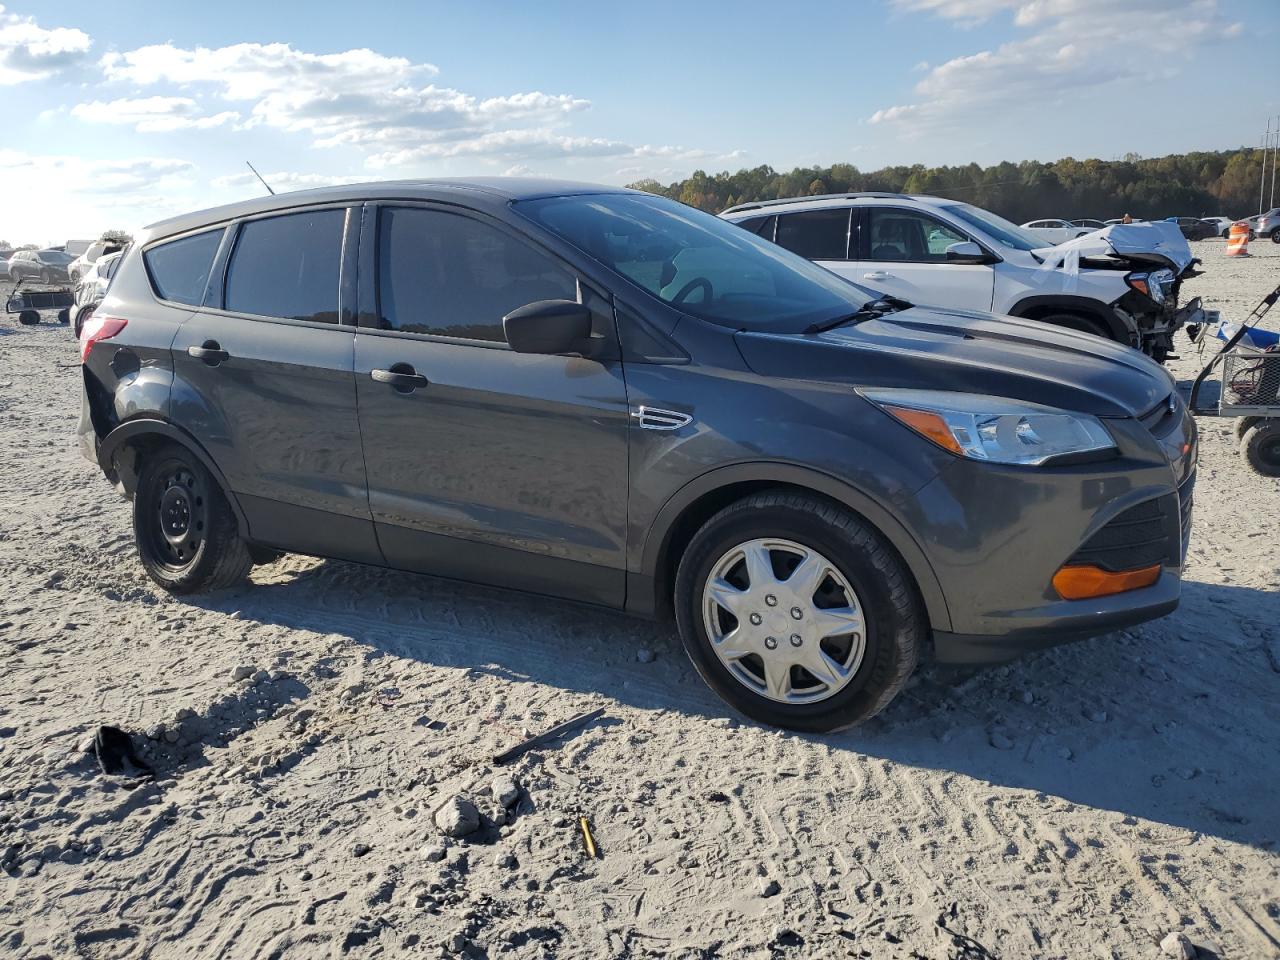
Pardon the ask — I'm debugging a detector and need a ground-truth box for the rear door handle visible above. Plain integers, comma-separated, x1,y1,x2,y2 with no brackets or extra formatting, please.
187,340,229,365
371,363,429,393
863,271,895,281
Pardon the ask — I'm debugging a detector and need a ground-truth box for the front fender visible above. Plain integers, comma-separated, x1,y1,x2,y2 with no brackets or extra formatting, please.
631,460,951,632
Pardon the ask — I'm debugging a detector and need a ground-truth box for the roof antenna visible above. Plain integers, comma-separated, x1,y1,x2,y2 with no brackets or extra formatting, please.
245,160,275,196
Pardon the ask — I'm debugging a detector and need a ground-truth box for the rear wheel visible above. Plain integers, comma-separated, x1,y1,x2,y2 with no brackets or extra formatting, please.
133,444,251,593
1241,421,1280,477
1037,312,1110,340
674,491,922,732
38,268,51,284
1271,228,1280,244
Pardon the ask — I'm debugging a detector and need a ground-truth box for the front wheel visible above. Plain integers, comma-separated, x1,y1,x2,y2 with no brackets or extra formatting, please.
133,444,252,593
38,268,51,284
1241,421,1280,477
674,492,923,732
1271,228,1280,244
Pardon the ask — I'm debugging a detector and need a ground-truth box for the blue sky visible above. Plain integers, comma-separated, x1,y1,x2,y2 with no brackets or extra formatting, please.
1,0,1275,243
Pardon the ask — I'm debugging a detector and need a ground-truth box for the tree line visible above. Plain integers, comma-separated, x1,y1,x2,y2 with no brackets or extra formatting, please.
627,148,1274,222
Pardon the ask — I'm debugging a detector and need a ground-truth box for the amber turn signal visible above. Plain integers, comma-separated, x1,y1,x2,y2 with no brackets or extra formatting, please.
1052,563,1161,601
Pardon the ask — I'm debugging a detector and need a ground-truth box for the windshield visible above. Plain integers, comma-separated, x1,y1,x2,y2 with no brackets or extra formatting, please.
941,203,1047,251
39,250,74,264
515,193,877,332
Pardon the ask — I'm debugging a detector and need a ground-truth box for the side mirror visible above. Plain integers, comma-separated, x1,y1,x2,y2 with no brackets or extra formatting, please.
503,299,592,355
945,240,992,264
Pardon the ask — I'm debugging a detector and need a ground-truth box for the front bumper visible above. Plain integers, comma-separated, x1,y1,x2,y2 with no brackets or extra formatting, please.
908,406,1196,664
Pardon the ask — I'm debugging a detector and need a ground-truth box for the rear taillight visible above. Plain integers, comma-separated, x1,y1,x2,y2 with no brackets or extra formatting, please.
80,315,127,363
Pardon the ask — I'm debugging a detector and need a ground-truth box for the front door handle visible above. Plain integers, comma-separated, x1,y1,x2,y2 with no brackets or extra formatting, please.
863,271,896,281
188,340,229,366
371,363,429,393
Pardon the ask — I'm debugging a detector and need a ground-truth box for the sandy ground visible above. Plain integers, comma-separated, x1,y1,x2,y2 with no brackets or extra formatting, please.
1,241,1278,960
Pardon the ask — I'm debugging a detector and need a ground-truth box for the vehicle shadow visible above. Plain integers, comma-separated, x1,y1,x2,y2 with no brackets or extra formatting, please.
191,558,1279,849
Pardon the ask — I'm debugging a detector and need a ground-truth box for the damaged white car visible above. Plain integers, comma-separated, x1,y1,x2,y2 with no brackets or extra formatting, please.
721,194,1204,363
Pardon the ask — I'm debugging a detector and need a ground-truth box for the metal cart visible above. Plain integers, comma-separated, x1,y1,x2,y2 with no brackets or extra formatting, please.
5,277,74,327
1188,282,1280,476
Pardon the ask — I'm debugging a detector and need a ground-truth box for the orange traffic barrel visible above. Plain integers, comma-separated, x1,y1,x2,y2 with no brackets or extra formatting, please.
1226,222,1251,257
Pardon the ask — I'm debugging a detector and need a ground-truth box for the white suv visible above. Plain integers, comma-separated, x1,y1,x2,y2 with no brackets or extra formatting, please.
721,193,1198,362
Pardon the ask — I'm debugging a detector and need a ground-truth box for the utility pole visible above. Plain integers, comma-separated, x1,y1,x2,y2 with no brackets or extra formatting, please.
1262,118,1271,216
1264,113,1274,211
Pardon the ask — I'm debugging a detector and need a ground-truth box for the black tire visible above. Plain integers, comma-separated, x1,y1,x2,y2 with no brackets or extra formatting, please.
56,308,70,325
38,268,51,284
1235,416,1261,440
1221,228,1230,239
17,309,39,326
1037,312,1110,340
1270,228,1280,245
673,491,923,732
1241,421,1280,477
133,444,252,593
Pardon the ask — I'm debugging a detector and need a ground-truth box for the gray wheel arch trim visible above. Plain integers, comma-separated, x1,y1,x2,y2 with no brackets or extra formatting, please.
633,461,952,632
1006,294,1133,342
97,418,251,538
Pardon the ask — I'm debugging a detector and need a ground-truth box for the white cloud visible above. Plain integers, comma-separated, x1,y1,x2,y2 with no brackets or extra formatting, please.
97,41,591,158
874,0,1241,131
86,39,717,178
0,149,197,241
0,4,92,84
210,170,372,191
71,96,237,132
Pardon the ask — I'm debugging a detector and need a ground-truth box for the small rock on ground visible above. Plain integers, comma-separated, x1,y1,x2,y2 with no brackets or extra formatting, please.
434,796,480,838
1160,930,1197,958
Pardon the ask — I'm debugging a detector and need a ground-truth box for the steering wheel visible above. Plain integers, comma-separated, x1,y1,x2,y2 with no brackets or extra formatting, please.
671,277,712,305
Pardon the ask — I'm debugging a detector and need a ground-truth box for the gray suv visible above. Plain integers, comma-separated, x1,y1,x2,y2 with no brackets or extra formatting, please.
78,179,1196,731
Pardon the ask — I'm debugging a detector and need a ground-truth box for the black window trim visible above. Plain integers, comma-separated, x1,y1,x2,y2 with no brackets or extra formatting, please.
855,203,1000,264
140,223,230,311
194,201,358,330
355,199,613,353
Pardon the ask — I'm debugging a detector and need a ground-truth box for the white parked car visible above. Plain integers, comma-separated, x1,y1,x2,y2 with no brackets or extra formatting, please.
71,250,123,336
69,240,122,282
1020,219,1093,244
1198,216,1237,238
721,193,1201,363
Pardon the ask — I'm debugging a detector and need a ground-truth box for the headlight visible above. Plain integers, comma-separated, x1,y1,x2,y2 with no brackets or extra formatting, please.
861,389,1116,466
1127,268,1172,303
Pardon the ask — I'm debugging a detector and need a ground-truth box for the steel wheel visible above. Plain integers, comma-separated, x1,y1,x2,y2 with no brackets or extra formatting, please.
150,465,207,569
701,537,865,704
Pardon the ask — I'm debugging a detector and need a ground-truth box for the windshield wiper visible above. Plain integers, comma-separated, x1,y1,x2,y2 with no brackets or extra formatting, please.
803,296,913,334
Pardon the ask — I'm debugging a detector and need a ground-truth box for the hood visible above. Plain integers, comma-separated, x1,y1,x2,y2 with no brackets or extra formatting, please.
734,304,1174,419
1033,221,1193,274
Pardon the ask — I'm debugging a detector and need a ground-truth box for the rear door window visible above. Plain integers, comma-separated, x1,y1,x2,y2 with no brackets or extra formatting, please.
774,209,849,260
866,209,968,263
736,215,776,240
376,206,578,343
225,208,345,323
144,229,224,306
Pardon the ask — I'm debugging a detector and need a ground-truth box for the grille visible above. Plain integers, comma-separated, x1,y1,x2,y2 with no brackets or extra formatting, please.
1068,498,1172,572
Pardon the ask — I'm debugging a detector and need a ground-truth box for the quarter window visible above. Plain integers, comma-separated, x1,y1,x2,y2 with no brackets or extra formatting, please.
376,207,578,342
775,209,849,260
144,229,224,306
866,210,968,263
225,209,345,323
736,215,776,240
